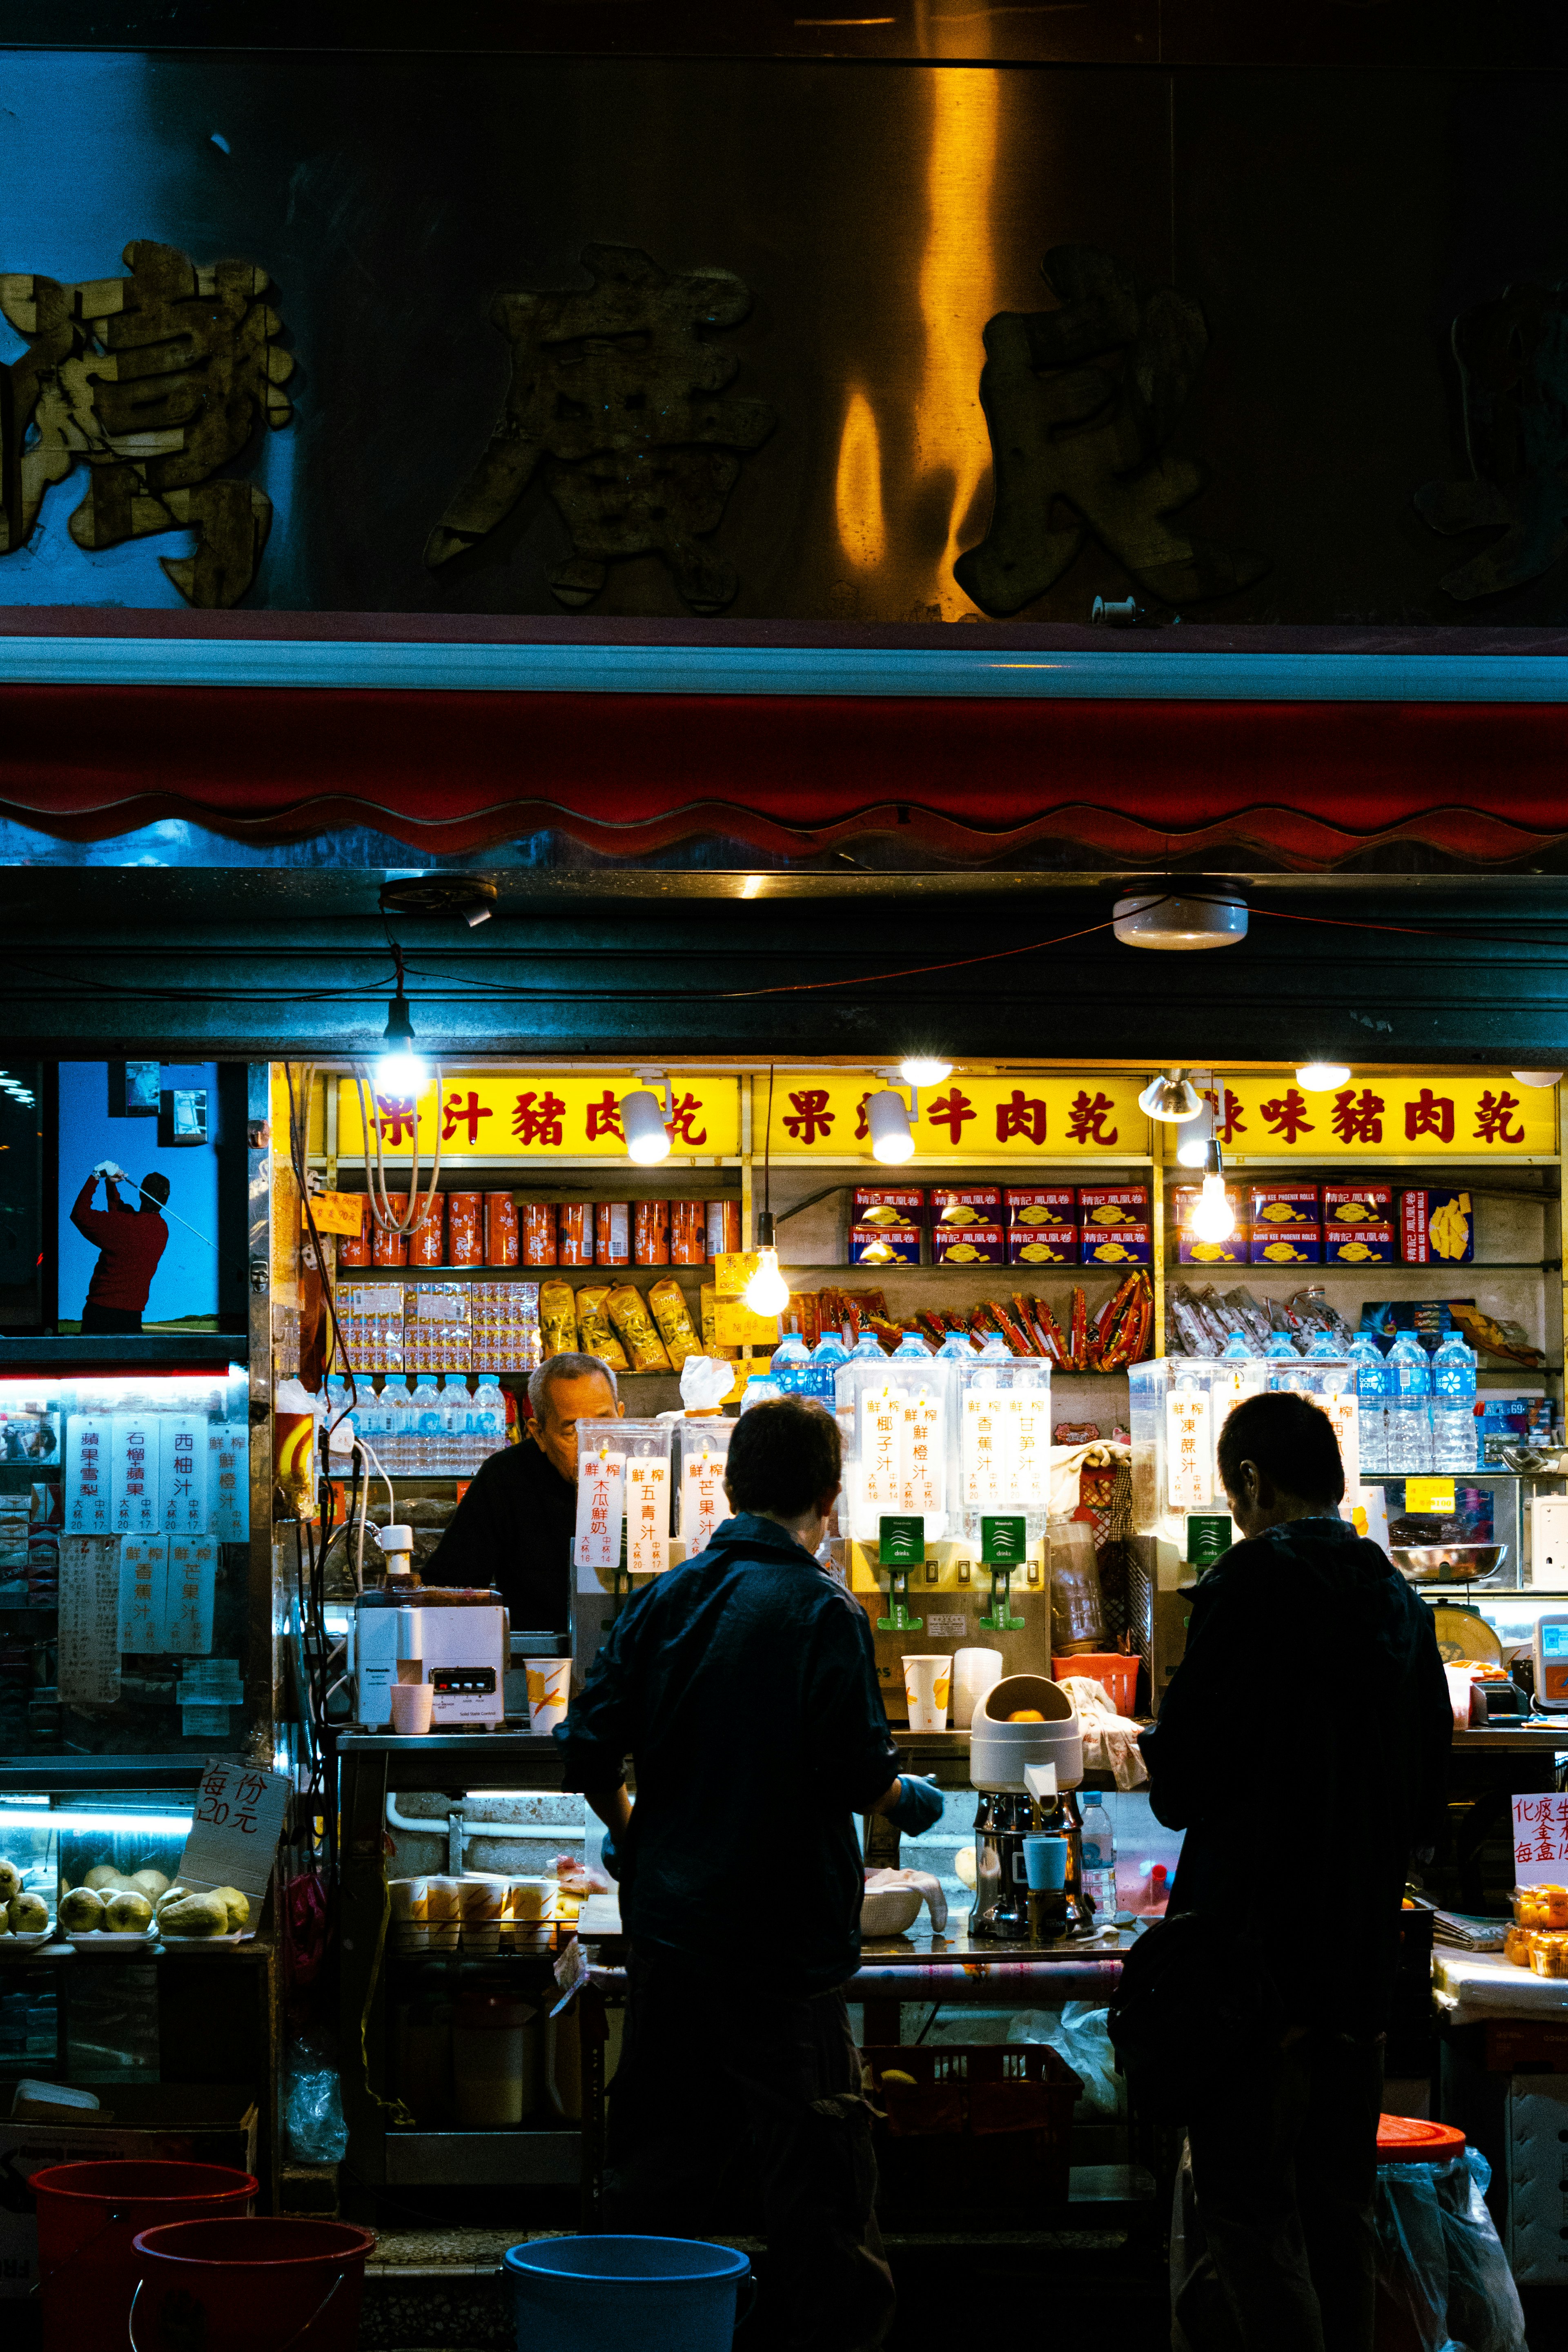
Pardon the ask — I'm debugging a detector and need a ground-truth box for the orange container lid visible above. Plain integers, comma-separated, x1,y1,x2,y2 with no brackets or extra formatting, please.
1376,2114,1466,2161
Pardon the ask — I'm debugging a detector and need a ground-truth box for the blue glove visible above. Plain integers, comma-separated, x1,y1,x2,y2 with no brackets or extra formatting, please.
599,1829,621,1882
886,1774,945,1837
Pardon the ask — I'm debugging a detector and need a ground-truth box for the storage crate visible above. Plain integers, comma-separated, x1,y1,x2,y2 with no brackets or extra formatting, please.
866,2043,1081,2209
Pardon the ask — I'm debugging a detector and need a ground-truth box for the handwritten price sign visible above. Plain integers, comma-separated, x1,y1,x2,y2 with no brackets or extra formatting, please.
1514,1793,1568,1873
178,1757,290,1899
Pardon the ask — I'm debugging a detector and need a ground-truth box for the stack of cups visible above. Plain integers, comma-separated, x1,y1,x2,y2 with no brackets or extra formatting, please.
388,1875,429,1952
426,1875,461,1951
902,1654,952,1731
458,1875,506,1956
525,1658,571,1736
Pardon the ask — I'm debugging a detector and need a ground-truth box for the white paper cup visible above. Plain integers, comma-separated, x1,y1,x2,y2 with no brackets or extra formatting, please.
388,1875,430,1949
390,1682,434,1736
459,1873,506,1954
952,1646,1004,1730
1444,1663,1474,1729
902,1653,952,1732
426,1874,461,1949
525,1658,572,1736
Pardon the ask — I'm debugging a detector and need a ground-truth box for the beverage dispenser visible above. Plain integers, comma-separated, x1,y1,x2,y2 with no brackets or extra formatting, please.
839,1335,1054,1722
1129,1355,1233,1581
570,1418,673,1675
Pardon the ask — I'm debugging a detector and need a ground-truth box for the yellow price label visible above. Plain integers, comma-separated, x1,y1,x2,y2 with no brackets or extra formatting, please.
1404,1478,1456,1514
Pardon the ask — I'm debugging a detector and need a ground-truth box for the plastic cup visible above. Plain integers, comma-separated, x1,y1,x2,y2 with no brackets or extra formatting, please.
1022,1835,1069,1892
459,1875,506,1956
389,1682,434,1736
526,1658,572,1737
388,1875,429,1950
426,1875,461,1950
902,1654,952,1732
952,1646,1004,1729
1444,1663,1474,1729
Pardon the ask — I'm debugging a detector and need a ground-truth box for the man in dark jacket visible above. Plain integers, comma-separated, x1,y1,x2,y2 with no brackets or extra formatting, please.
425,1351,622,1633
555,1395,944,2352
1140,1389,1451,2352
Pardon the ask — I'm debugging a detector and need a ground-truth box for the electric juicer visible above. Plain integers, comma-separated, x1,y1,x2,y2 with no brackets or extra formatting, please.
968,1674,1092,1942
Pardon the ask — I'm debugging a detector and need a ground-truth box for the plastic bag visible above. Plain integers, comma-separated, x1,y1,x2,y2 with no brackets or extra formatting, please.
284,2031,347,2166
1007,2002,1122,2117
1373,2148,1526,2352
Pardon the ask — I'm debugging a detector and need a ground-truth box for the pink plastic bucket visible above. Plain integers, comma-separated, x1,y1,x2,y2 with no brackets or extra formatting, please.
32,2159,257,2352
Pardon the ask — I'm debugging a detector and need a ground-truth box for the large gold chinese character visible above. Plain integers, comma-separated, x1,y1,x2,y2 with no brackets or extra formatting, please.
955,245,1264,616
425,243,776,613
0,240,293,607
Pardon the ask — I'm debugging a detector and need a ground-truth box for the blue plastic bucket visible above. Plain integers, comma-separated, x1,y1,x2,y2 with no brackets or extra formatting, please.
503,2235,753,2352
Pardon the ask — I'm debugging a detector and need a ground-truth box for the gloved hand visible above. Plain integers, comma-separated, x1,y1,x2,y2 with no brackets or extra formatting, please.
91,1160,123,1181
599,1829,621,1882
886,1774,945,1837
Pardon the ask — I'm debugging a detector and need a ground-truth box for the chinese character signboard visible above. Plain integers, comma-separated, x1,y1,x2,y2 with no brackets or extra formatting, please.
339,1074,739,1162
1165,1386,1213,1512
179,1759,291,1901
1513,1792,1568,1876
766,1074,1148,1158
1213,1076,1555,1156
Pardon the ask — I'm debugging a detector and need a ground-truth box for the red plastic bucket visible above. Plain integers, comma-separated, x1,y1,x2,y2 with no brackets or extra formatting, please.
32,2160,258,2352
131,2216,376,2352
1051,1652,1140,1717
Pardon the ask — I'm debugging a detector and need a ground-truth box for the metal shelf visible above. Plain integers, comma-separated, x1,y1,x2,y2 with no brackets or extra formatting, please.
0,1336,248,1366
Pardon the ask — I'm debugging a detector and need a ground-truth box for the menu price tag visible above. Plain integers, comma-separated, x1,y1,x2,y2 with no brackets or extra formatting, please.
1514,1792,1568,1875
1405,1478,1456,1515
58,1536,122,1704
178,1758,291,1899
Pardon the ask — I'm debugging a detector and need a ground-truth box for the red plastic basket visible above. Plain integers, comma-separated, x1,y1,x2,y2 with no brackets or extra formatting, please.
866,2044,1082,2205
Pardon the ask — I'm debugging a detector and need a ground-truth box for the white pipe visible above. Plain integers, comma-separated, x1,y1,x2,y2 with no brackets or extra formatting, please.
384,1795,584,1839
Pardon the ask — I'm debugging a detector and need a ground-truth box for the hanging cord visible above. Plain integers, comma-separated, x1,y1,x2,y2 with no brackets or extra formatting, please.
764,1064,773,1218
352,1061,444,1238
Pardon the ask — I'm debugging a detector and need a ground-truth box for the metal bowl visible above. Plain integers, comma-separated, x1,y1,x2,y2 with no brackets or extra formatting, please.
1391,1542,1508,1585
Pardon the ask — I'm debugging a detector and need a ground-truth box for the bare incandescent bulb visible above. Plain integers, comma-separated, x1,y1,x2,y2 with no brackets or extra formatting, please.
1189,1172,1235,1245
744,1211,791,1315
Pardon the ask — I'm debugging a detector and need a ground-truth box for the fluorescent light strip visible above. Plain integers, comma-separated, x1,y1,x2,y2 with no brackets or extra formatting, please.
0,1810,193,1835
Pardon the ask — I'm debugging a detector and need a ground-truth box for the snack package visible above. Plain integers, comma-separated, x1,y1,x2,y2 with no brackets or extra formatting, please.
1009,1225,1078,1266
1325,1224,1395,1264
648,1276,702,1368
575,1285,630,1372
700,1283,719,1352
851,1225,923,1265
1250,1185,1319,1228
1079,1185,1149,1226
931,1187,1002,1227
1400,1189,1474,1264
932,1226,1005,1264
853,1187,926,1228
608,1283,673,1372
1005,1187,1077,1226
1323,1183,1392,1225
1081,1224,1151,1267
1250,1226,1323,1265
540,1280,578,1359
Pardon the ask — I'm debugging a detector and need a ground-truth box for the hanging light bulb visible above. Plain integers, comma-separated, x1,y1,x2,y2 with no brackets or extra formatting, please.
1512,1070,1564,1088
866,1087,917,1163
1137,1070,1203,1123
1175,1091,1217,1169
374,983,429,1094
1295,1061,1352,1091
620,1087,672,1165
898,1055,952,1087
744,1211,791,1316
1188,1140,1234,1244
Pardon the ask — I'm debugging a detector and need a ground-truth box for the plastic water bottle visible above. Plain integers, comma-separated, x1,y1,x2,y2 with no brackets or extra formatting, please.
382,1378,412,1474
1348,1334,1392,1476
409,1376,442,1474
433,1376,461,1474
472,1378,506,1465
806,1326,849,1405
893,1330,933,1359
1431,1332,1479,1472
1079,1792,1118,1924
1387,1332,1434,1475
771,1323,812,1396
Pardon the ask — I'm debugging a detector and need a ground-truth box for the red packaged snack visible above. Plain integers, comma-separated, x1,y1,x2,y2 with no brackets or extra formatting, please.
635,1199,670,1265
596,1202,631,1266
408,1190,447,1267
339,1195,372,1266
448,1192,482,1266
1005,1187,1076,1226
373,1196,409,1267
1079,1185,1150,1227
521,1203,557,1267
931,1185,1002,1227
706,1199,740,1257
559,1203,594,1267
670,1200,706,1264
485,1192,518,1267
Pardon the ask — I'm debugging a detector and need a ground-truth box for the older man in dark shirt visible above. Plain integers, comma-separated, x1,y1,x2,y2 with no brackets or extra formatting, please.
556,1396,944,2352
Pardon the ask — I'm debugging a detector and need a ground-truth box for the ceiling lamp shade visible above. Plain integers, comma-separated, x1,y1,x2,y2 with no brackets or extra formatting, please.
898,1056,952,1086
1175,1093,1217,1167
1113,892,1248,951
1512,1070,1564,1087
866,1087,917,1163
1137,1071,1203,1123
620,1088,672,1165
1296,1061,1352,1091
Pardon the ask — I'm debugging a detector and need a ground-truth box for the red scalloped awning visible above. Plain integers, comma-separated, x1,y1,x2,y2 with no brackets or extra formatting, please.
3,684,1568,867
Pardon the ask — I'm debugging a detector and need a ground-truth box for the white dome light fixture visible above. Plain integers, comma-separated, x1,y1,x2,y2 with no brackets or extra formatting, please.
1512,1070,1564,1088
620,1076,673,1166
898,1055,952,1087
1175,1091,1217,1169
1137,1069,1204,1123
1296,1061,1352,1092
866,1087,918,1164
1114,891,1248,951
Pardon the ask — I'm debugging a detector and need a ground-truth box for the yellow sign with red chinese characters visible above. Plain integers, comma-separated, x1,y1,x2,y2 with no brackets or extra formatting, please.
337,1074,740,1160
762,1074,1148,1158
1210,1075,1556,1157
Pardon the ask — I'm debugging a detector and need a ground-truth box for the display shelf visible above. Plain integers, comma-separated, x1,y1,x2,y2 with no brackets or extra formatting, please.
1164,1260,1559,1275
0,1335,248,1365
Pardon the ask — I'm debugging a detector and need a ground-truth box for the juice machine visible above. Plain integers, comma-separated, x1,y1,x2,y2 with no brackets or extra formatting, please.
837,1334,1056,1720
968,1673,1093,1942
350,1577,511,1728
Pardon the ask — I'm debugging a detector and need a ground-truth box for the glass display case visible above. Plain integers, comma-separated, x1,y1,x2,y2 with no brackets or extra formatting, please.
835,1334,957,1547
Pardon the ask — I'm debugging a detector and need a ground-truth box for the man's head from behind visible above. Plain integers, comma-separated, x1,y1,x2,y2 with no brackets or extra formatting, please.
724,1396,842,1547
140,1173,170,1214
1216,1389,1345,1541
527,1352,624,1482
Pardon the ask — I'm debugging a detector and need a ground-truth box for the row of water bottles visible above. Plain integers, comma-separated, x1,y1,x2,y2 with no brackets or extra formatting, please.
1348,1330,1478,1475
769,1322,858,1402
325,1372,508,1475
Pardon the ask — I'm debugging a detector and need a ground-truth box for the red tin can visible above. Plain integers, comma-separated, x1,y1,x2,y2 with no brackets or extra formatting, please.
670,1201,706,1264
705,1199,740,1258
521,1204,557,1267
485,1192,518,1267
596,1202,631,1266
408,1191,446,1267
448,1192,483,1266
372,1196,409,1267
634,1200,670,1265
339,1196,372,1267
559,1203,595,1267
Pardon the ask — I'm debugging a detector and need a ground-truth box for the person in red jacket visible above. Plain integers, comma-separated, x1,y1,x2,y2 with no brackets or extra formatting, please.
70,1164,170,1333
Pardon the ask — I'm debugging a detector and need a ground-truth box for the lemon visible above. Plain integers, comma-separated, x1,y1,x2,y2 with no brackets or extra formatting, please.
1007,1708,1046,1722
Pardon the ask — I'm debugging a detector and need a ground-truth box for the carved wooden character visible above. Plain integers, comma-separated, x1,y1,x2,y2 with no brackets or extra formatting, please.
956,245,1264,617
0,240,293,607
427,243,776,612
1416,284,1568,601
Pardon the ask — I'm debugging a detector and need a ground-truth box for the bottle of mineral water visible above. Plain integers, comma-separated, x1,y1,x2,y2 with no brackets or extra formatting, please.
1079,1791,1118,1924
382,1378,412,1474
472,1378,507,1466
1348,1334,1392,1477
1388,1332,1434,1475
770,1323,811,1396
1431,1332,1479,1474
806,1325,849,1405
